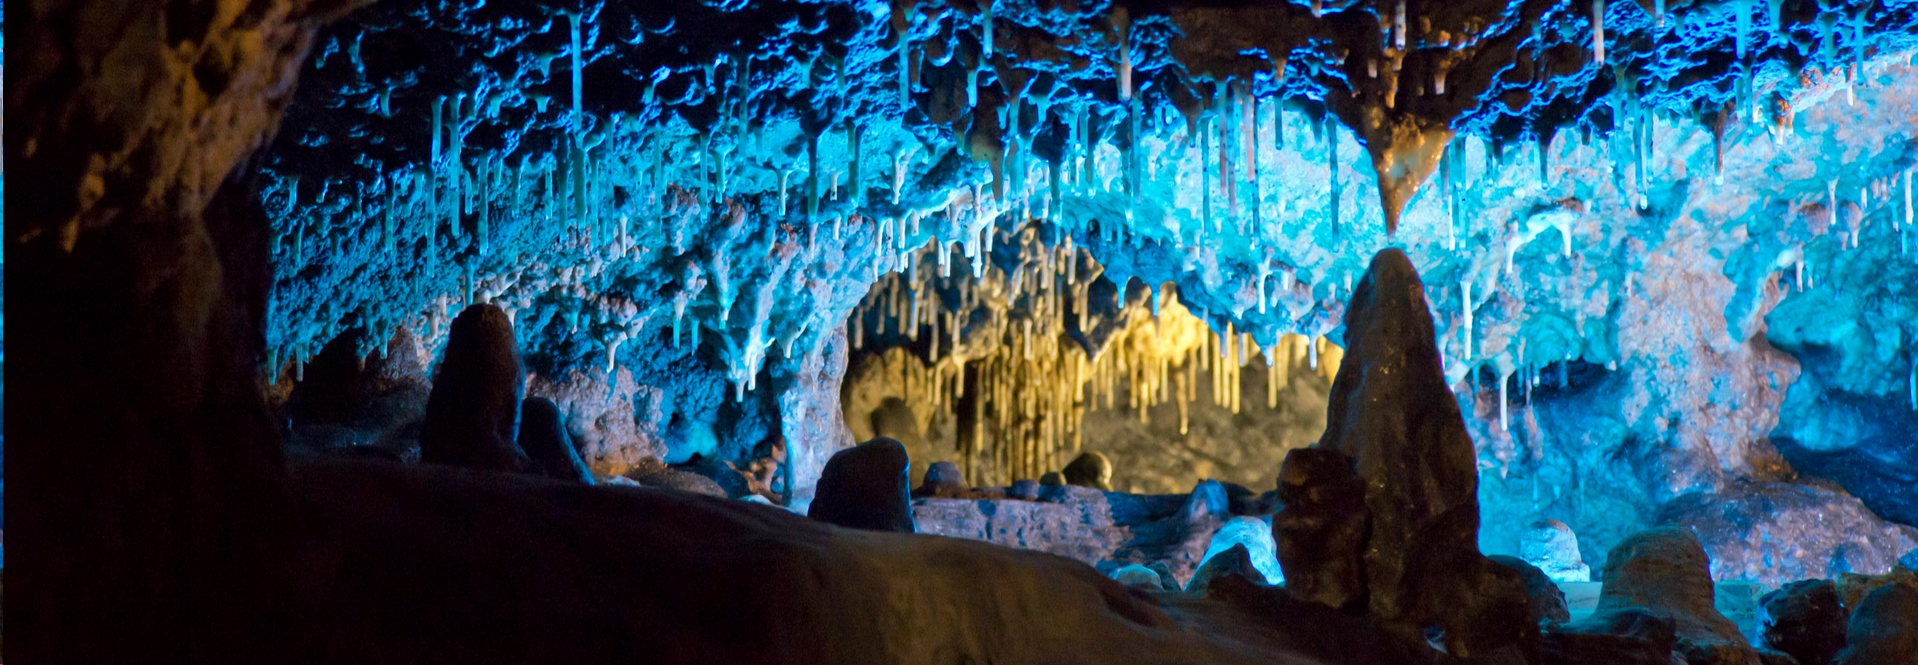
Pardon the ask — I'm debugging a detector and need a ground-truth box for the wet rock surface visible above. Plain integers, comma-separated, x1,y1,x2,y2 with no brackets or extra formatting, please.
809,438,916,533
419,304,532,473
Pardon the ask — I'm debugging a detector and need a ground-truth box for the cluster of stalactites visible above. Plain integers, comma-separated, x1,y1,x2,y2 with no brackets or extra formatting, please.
847,230,1341,486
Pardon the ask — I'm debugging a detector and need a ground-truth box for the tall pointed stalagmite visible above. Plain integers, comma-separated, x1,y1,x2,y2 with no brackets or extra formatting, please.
1276,248,1530,657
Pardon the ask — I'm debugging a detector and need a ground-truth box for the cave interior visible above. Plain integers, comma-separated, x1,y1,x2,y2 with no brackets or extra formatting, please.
8,0,1918,662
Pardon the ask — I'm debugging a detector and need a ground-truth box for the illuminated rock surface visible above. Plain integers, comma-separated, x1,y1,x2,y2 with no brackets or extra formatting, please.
12,0,1918,662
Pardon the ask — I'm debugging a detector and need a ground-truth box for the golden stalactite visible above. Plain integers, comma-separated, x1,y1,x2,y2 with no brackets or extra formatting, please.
848,225,1343,486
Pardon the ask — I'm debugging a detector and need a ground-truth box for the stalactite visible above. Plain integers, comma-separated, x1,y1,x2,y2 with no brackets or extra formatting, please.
1591,0,1606,65
1326,113,1340,237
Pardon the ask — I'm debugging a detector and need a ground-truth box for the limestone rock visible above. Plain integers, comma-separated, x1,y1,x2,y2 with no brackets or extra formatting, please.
1836,568,1918,612
1521,519,1592,583
516,397,594,484
1274,436,1368,611
912,461,970,498
1832,581,1918,665
1490,555,1571,626
1659,481,1918,587
1547,607,1680,665
625,458,728,497
1200,517,1281,585
808,438,915,533
1110,565,1164,590
1062,452,1115,491
1278,249,1530,656
1040,471,1067,486
1187,544,1263,594
1008,479,1042,500
1758,579,1848,665
1595,527,1757,663
419,304,531,473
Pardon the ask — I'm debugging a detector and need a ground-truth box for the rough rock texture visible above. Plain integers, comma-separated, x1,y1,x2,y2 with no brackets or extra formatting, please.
809,438,916,533
1489,555,1572,627
1831,581,1918,665
525,368,667,476
1287,248,1531,656
1758,579,1849,665
1658,481,1918,588
419,304,531,473
626,459,730,498
516,397,595,484
1274,447,1369,611
914,482,1258,588
1593,527,1757,664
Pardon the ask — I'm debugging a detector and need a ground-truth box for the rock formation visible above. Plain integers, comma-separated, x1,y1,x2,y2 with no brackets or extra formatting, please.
1589,527,1757,664
1062,452,1115,491
1832,581,1918,665
419,304,532,473
1519,519,1592,583
1199,517,1282,586
1276,248,1531,657
809,438,916,533
909,461,968,499
517,397,595,484
1758,579,1849,665
1489,555,1572,627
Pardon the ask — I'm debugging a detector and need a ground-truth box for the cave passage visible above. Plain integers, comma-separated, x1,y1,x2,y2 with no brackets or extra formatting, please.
10,0,1918,662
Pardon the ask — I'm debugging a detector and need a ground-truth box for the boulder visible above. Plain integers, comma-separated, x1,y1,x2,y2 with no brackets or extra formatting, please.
1040,471,1066,486
808,438,915,533
1146,561,1184,592
1008,479,1042,500
1594,527,1756,663
1520,519,1592,583
625,458,728,497
419,304,531,472
1758,579,1849,665
1490,555,1571,626
1188,544,1264,594
912,461,970,498
1836,568,1918,612
1062,451,1114,491
1200,517,1282,585
517,397,594,484
1832,581,1918,665
1277,249,1530,657
1110,565,1165,590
